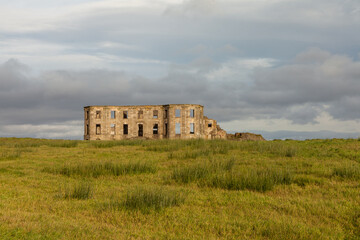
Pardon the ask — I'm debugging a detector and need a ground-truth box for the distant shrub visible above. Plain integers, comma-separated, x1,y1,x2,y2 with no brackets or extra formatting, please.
109,186,185,212
45,161,156,178
333,165,360,180
62,182,93,200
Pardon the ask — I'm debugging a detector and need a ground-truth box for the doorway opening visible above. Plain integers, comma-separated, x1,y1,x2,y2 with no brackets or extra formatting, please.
138,124,143,137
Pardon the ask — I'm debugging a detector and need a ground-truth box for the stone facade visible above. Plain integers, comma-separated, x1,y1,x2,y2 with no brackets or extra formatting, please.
84,104,226,140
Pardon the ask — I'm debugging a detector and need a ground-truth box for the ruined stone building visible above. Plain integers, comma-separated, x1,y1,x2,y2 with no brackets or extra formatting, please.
84,104,226,140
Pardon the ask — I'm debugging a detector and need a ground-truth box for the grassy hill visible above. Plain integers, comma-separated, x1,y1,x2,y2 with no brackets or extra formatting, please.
0,138,359,239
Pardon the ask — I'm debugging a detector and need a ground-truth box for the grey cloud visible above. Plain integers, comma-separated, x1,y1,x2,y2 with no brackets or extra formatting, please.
0,59,30,91
10,0,358,72
0,59,44,109
238,48,360,123
327,96,360,120
246,49,360,106
294,48,332,65
2,1,360,139
283,104,321,125
0,58,232,127
2,47,360,128
0,59,129,124
1,46,360,138
0,108,80,125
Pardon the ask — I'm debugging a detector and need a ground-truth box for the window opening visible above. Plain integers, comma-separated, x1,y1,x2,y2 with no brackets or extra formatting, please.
164,109,168,119
111,124,115,135
111,111,116,119
138,124,143,137
123,111,128,119
190,109,194,118
165,123,168,136
85,111,89,120
153,124,158,134
175,123,181,135
208,123,212,128
96,111,101,119
138,110,143,119
190,123,194,134
175,109,181,118
123,124,128,135
86,124,89,135
96,124,101,135
153,110,158,119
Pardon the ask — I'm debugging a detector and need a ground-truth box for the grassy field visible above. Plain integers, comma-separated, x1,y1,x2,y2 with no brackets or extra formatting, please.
0,137,359,239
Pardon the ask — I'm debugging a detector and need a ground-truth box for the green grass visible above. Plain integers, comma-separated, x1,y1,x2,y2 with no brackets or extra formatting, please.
169,159,292,192
44,161,156,177
61,181,93,200
204,168,293,192
90,140,144,148
169,158,235,184
333,165,360,180
12,139,79,148
0,137,359,239
108,186,186,213
0,149,22,160
170,163,212,183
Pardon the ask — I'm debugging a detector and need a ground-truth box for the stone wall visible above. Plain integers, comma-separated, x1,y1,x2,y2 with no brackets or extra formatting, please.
84,104,226,140
226,132,266,141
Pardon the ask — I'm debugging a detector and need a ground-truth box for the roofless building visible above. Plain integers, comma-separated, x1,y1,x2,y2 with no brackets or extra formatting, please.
84,104,226,140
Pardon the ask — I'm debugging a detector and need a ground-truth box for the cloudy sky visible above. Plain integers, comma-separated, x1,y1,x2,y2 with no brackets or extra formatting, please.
1,0,360,139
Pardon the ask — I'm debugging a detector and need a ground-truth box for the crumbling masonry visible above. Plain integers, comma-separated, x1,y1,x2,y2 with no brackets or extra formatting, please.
84,104,227,140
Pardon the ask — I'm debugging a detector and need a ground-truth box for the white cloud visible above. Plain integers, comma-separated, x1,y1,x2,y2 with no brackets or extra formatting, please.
165,0,218,16
0,39,68,55
0,120,83,139
0,39,168,74
98,41,141,51
0,0,169,33
205,58,276,82
221,112,360,133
